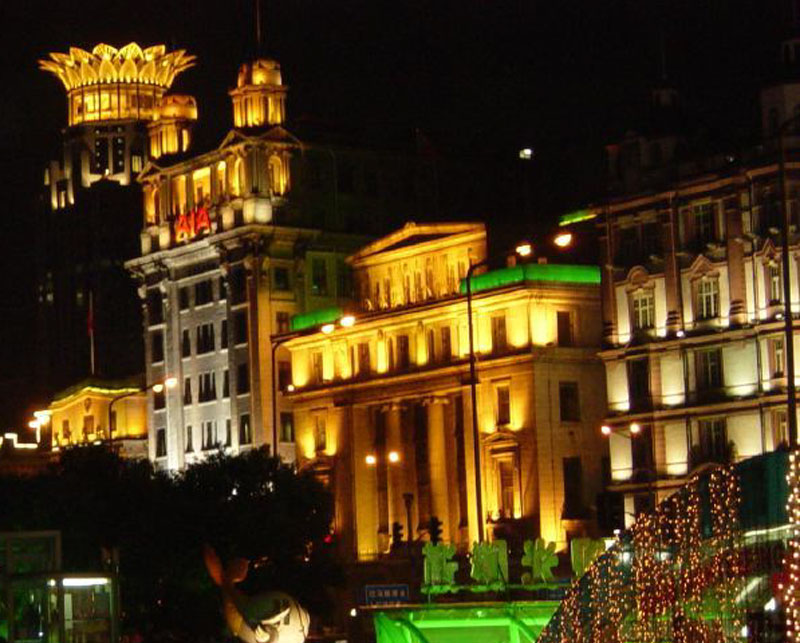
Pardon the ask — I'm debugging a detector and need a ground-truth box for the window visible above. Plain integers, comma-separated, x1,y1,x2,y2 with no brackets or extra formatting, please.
627,358,650,409
83,415,95,439
185,425,194,452
183,377,192,405
154,388,166,410
631,290,655,331
62,419,70,441
491,314,507,353
196,322,215,354
225,419,232,446
230,266,247,304
559,382,580,422
156,428,167,458
311,258,328,296
769,264,783,303
198,371,217,402
697,418,727,463
234,310,248,344
223,369,230,398
427,329,435,362
239,413,252,445
218,276,227,301
314,414,327,452
182,329,191,358
278,361,292,390
557,311,573,346
179,287,190,310
131,154,142,173
496,384,510,426
311,352,323,384
202,420,218,450
92,137,109,174
274,266,290,291
221,319,228,349
498,460,516,518
562,457,584,518
195,280,213,306
773,410,788,448
357,342,370,374
396,335,410,370
696,278,720,320
110,411,117,434
152,331,164,363
280,412,295,442
694,203,715,243
441,326,452,362
147,290,163,324
696,349,722,391
772,338,786,377
237,363,250,394
276,311,290,334
112,136,125,173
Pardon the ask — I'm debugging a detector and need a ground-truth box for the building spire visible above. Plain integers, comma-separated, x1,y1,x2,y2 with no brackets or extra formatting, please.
255,0,263,54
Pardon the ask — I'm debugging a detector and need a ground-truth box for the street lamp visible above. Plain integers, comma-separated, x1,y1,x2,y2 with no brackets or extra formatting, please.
108,377,176,439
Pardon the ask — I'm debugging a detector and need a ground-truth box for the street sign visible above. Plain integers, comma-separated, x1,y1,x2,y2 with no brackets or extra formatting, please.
364,584,410,606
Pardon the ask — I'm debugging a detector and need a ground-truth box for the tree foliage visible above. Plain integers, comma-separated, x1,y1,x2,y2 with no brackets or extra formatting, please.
0,447,339,642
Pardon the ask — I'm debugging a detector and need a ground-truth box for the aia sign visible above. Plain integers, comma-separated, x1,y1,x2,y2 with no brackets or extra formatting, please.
174,206,211,243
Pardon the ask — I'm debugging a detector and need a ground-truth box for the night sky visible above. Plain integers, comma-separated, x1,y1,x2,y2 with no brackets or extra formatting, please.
0,0,788,425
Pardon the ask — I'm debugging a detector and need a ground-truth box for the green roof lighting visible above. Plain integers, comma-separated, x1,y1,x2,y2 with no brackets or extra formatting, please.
558,209,596,227
459,263,600,295
289,306,344,332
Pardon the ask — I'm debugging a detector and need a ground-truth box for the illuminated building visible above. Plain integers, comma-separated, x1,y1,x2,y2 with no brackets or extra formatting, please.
46,378,148,458
125,54,383,471
597,47,800,526
281,222,607,558
36,43,197,394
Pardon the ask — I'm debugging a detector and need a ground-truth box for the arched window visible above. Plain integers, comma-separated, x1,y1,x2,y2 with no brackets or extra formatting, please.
269,155,286,195
232,157,245,196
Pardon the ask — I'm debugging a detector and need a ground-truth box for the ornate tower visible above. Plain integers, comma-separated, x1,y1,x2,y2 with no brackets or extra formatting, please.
229,58,287,128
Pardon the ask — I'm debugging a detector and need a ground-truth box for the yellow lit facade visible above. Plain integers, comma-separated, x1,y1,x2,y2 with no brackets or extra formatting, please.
229,59,287,129
282,223,607,558
47,379,148,459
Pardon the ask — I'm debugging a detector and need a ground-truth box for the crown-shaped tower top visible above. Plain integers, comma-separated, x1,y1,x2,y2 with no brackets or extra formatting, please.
229,58,287,128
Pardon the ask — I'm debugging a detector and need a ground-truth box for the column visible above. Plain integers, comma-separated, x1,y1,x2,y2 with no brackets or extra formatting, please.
386,404,408,534
663,205,682,333
726,190,748,325
427,397,451,538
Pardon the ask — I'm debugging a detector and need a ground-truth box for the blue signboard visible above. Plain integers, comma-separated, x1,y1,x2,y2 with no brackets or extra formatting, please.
364,583,410,606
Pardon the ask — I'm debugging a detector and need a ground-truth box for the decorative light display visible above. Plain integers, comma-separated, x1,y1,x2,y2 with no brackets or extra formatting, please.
784,450,800,642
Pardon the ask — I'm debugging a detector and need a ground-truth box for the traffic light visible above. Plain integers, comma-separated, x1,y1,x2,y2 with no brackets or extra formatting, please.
428,516,443,545
391,521,404,548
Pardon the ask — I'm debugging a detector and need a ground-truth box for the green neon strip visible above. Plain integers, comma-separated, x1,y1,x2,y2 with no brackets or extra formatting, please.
289,306,344,332
558,209,596,226
459,264,601,294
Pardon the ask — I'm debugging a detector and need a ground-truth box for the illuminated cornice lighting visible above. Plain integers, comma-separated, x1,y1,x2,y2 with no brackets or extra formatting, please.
553,232,573,248
600,424,612,436
340,315,356,328
321,323,335,334
630,422,641,435
62,577,110,588
388,451,400,463
39,43,195,92
365,454,377,466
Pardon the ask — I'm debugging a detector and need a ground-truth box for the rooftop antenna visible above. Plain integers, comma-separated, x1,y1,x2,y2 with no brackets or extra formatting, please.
255,0,263,54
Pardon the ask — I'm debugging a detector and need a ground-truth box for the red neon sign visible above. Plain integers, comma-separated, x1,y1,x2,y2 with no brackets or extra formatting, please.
174,206,211,243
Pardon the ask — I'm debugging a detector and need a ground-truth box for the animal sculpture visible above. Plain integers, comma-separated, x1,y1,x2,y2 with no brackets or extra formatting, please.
203,545,310,643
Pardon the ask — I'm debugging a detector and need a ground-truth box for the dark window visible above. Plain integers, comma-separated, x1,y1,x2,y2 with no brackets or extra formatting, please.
627,358,650,410
358,342,370,374
151,331,164,363
179,287,190,310
218,277,227,301
498,460,515,518
202,421,218,450
496,385,510,426
234,310,248,344
230,267,247,304
198,372,216,402
427,329,436,362
223,369,230,398
696,349,722,391
109,411,117,434
196,323,215,354
441,326,452,362
311,352,323,383
694,203,716,244
239,413,252,444
641,222,662,256
112,136,125,173
491,314,507,353
617,227,638,263
195,280,213,306
185,425,193,452
557,311,573,346
154,388,166,410
155,428,167,458
274,266,290,291
311,258,328,296
182,329,191,358
183,377,192,405
632,425,654,474
92,137,109,174
562,457,584,518
396,335,410,370
278,361,292,390
221,319,228,349
559,382,580,422
276,311,290,334
147,290,163,324
315,415,327,451
237,363,250,394
697,418,728,464
280,412,295,442
225,419,232,446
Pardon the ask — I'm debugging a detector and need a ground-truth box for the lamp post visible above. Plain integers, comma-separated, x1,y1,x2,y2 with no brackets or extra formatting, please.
777,117,799,447
108,377,176,440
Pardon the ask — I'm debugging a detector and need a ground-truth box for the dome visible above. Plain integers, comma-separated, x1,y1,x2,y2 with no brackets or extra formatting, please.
237,59,282,88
